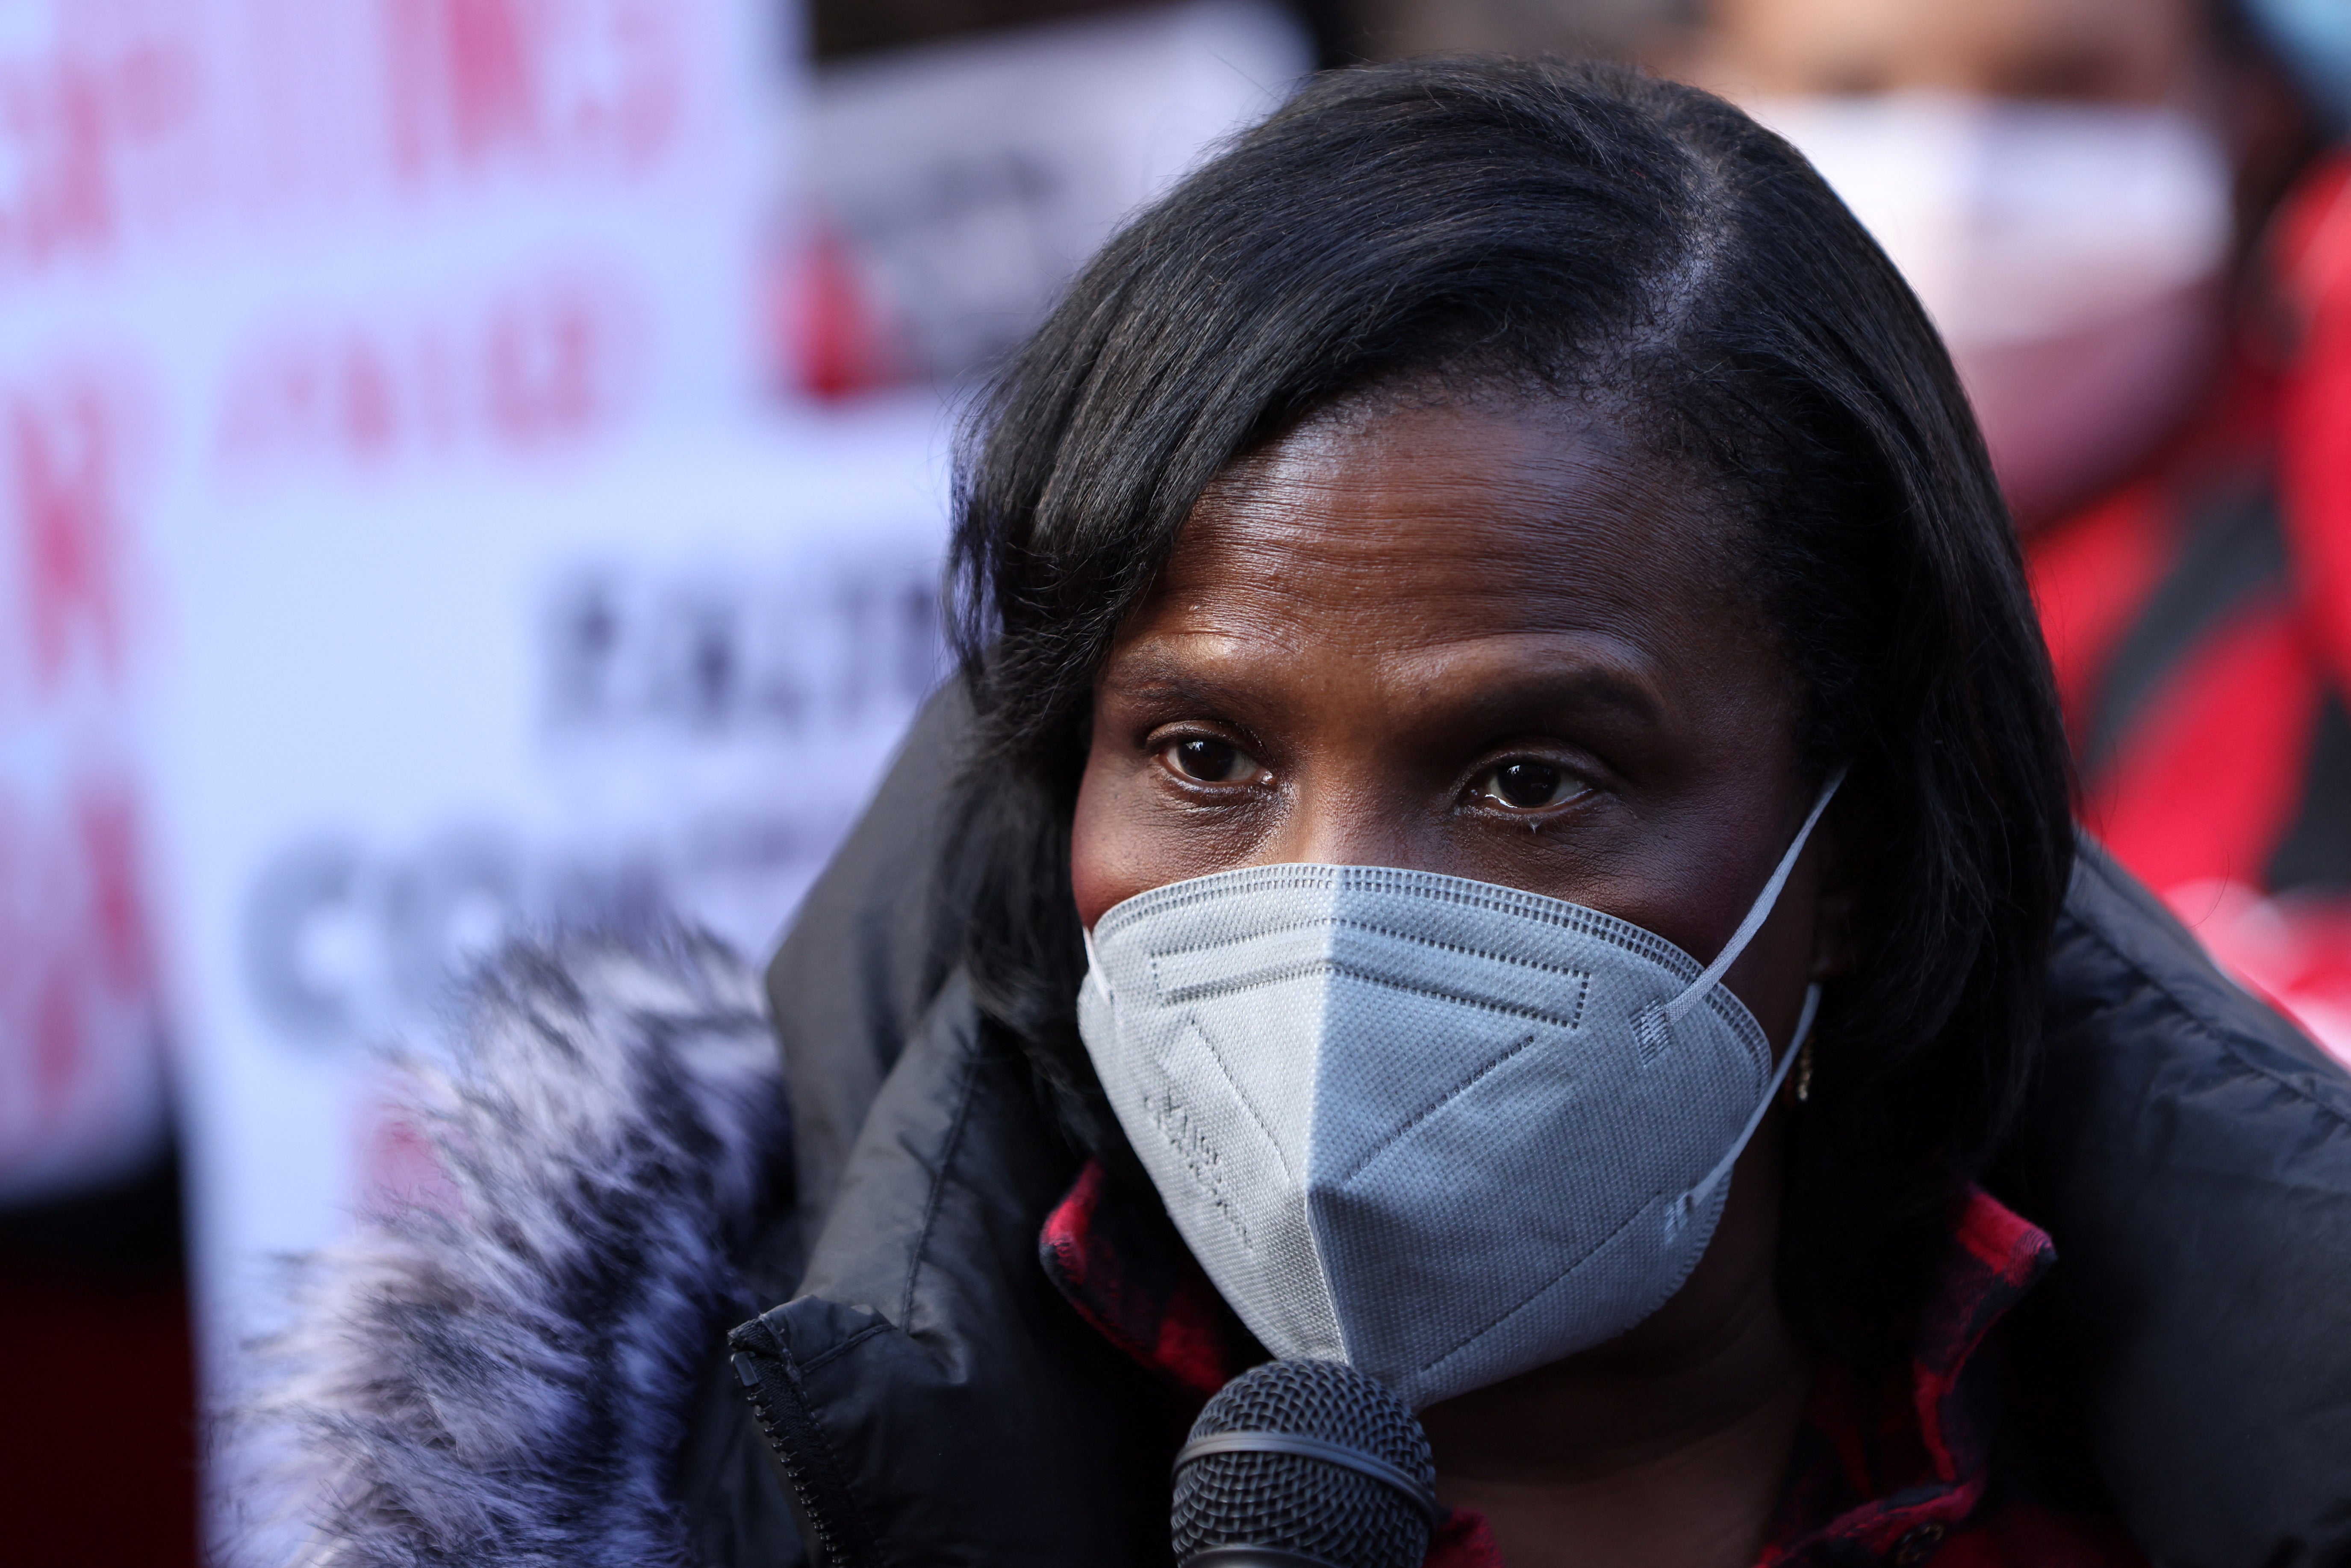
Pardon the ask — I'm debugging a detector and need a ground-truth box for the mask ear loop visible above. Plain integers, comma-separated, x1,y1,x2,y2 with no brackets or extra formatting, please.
1638,766,1845,1055
1666,980,1821,1233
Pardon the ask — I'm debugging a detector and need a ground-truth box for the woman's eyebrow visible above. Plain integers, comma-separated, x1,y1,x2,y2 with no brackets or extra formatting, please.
1098,649,1248,709
1445,665,1667,729
1102,641,1668,727
1413,635,1671,728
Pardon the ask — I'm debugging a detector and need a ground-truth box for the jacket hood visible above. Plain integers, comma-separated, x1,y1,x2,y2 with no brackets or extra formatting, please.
749,689,2351,1568
222,927,790,1568
225,687,2351,1568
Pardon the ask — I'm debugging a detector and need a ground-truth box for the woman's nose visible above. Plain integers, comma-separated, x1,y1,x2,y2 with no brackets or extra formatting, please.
1256,776,1435,873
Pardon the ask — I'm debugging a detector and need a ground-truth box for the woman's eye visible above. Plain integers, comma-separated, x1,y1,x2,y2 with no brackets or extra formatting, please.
1164,737,1261,785
1476,759,1584,811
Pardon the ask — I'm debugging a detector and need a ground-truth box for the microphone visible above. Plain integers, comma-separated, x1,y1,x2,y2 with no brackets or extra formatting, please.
1172,1358,1439,1568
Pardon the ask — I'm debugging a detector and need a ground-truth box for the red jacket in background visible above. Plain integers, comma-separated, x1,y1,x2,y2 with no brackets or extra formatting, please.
2028,152,2351,1066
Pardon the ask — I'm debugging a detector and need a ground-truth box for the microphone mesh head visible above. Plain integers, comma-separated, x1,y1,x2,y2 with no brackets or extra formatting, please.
1173,1358,1435,1568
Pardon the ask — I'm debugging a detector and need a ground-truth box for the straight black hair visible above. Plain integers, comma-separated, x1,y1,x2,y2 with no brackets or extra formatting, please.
942,57,2075,1351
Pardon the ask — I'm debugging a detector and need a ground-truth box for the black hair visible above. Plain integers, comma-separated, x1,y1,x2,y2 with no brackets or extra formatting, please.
942,57,2075,1353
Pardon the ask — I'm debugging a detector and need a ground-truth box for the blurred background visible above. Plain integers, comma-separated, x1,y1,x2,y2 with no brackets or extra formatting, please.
0,0,2343,1562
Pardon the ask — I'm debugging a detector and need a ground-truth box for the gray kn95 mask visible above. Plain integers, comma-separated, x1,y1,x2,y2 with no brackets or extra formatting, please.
1078,772,1841,1411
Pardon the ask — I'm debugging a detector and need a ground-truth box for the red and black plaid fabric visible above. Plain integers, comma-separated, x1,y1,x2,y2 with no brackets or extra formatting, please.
2027,152,2351,1067
1040,1166,2145,1566
1038,1156,1240,1399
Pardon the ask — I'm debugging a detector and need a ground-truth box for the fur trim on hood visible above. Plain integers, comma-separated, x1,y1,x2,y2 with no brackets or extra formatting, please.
223,926,790,1568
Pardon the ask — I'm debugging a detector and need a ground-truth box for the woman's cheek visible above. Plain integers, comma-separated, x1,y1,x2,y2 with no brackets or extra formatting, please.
1070,750,1155,929
1073,750,1277,928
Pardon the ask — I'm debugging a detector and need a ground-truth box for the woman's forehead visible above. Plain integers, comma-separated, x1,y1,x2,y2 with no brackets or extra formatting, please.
1162,397,1753,635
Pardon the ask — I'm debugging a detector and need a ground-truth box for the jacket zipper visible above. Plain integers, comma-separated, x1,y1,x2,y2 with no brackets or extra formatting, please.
729,1330,879,1568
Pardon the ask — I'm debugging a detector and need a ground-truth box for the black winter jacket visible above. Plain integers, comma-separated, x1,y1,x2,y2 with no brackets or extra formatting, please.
242,688,2351,1568
723,689,2351,1567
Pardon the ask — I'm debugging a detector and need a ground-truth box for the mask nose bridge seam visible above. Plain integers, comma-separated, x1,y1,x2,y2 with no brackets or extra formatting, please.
1145,915,1599,993
1144,906,1597,1027
1159,959,1591,1030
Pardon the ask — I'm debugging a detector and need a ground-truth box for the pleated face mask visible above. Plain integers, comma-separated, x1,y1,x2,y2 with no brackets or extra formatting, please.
1077,773,1839,1411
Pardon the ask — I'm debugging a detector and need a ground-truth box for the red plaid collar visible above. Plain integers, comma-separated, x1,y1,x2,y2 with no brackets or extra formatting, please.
1756,1189,2058,1563
1040,1164,2128,1565
1038,1157,1241,1399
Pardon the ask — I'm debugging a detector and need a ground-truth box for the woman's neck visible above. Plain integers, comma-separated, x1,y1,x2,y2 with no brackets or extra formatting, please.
1418,1141,1811,1568
1425,1310,1811,1568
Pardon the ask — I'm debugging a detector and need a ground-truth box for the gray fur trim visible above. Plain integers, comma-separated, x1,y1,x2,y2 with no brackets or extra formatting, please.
225,926,790,1568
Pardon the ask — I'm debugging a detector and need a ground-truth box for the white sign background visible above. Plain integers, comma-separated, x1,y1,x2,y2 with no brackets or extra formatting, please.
0,0,785,1209
157,412,952,1365
0,0,829,1391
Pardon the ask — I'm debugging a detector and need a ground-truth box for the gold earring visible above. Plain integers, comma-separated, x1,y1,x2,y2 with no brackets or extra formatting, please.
1792,1040,1815,1105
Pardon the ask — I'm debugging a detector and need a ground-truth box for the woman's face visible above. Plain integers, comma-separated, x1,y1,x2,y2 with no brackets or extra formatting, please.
1688,0,2202,103
1072,394,1846,1056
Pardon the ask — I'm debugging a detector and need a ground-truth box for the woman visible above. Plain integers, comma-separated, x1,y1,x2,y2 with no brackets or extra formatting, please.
904,52,2082,1561
245,58,2351,1568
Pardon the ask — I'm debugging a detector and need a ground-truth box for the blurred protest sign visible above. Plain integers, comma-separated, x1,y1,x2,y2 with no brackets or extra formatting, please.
0,368,165,1201
791,0,1309,393
0,0,786,1341
154,416,949,1361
